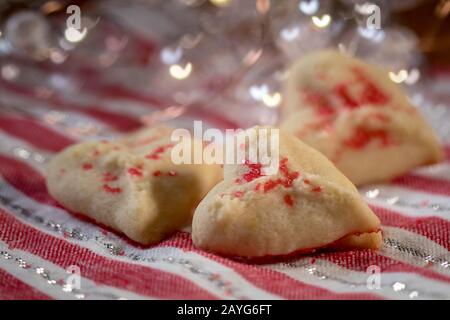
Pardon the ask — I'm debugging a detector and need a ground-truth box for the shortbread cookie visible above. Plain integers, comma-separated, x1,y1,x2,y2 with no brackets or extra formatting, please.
46,126,221,245
192,126,382,258
280,50,443,185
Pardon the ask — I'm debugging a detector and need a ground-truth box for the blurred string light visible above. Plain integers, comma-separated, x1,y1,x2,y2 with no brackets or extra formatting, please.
169,62,192,80
48,48,67,64
3,10,50,59
1,64,20,80
312,14,331,28
262,92,281,107
250,84,269,101
160,46,183,65
249,84,281,108
357,26,385,42
209,0,232,7
354,2,377,15
64,27,87,43
280,26,300,41
299,0,320,15
0,0,434,123
62,16,99,47
389,68,420,85
180,33,204,49
389,69,408,83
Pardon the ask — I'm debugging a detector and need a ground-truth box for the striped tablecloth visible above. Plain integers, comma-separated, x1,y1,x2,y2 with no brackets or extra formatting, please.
0,73,449,300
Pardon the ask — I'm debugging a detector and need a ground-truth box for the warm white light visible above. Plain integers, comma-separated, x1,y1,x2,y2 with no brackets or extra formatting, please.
262,92,282,108
169,63,192,80
392,282,406,292
64,27,87,43
209,0,231,7
312,14,331,28
389,69,408,83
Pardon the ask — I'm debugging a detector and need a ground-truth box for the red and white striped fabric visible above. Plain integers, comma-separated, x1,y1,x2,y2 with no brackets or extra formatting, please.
0,76,450,300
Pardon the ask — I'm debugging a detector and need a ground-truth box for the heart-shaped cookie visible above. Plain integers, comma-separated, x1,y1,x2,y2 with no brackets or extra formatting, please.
192,126,382,258
46,125,221,244
280,50,443,185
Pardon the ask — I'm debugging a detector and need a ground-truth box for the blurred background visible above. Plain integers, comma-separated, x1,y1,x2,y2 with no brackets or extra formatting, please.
0,0,449,141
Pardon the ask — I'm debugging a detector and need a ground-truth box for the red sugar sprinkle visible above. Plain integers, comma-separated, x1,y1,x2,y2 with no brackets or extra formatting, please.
300,67,390,135
233,191,244,198
352,67,389,105
128,167,143,177
284,194,294,207
235,157,302,205
102,172,118,182
153,170,162,177
302,90,336,117
152,170,178,177
343,127,391,149
279,158,300,188
259,157,300,193
82,163,93,170
241,161,263,183
312,186,323,193
303,179,311,185
373,113,390,123
279,157,290,176
334,83,360,109
263,179,282,192
102,184,122,194
146,144,174,160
